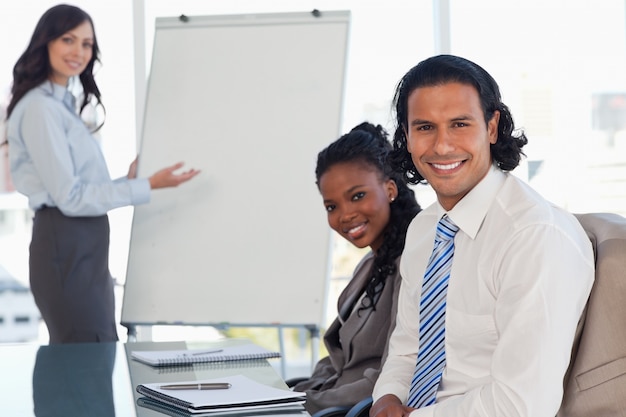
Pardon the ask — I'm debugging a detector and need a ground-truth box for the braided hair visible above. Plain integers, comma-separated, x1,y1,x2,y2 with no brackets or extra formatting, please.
316,122,421,312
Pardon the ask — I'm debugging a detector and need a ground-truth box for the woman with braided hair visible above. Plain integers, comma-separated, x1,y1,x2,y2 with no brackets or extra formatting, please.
292,121,421,413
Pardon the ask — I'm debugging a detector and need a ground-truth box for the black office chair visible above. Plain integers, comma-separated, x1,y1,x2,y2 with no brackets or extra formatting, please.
310,397,373,417
285,378,373,417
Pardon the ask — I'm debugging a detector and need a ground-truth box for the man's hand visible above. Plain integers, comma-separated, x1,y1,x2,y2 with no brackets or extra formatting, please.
370,394,416,417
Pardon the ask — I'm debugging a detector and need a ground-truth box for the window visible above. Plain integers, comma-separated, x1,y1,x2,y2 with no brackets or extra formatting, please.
448,0,626,217
2,1,625,345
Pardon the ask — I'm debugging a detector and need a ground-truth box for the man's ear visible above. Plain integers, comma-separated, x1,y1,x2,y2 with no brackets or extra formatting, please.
403,125,412,153
488,110,500,144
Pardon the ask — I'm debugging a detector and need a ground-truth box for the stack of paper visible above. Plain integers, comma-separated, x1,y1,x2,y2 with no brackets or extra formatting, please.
136,374,306,415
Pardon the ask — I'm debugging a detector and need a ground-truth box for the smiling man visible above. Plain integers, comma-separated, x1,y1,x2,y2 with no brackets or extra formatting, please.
369,55,595,417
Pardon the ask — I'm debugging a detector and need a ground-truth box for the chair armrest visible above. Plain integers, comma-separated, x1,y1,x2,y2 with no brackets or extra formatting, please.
312,405,352,417
310,397,373,417
346,397,373,417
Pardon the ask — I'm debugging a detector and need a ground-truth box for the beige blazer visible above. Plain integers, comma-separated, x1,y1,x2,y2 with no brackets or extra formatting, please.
558,213,626,416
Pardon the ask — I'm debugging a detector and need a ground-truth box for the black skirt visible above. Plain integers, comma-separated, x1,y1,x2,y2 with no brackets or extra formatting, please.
29,207,118,343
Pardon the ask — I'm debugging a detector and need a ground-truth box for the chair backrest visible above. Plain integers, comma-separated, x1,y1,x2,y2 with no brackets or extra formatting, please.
557,212,626,417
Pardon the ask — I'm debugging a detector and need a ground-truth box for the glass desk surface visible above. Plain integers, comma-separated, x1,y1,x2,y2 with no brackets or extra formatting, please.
0,339,308,417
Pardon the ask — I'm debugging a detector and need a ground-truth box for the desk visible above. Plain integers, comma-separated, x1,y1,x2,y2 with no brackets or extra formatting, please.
0,339,310,416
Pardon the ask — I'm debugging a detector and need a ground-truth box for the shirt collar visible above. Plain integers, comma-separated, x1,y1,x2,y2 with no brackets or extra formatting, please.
38,81,76,113
438,164,506,240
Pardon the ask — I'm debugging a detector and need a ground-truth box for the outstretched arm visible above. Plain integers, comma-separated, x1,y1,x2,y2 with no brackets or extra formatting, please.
148,161,200,189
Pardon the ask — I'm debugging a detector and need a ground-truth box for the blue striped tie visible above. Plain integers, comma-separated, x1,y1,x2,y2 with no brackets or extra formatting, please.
407,215,459,408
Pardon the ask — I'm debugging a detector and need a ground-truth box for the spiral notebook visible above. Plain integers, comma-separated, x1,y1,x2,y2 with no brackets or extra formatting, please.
146,359,273,374
131,344,281,367
136,374,306,414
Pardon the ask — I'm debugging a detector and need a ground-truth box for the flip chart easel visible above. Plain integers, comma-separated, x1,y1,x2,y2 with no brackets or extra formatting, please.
121,10,350,375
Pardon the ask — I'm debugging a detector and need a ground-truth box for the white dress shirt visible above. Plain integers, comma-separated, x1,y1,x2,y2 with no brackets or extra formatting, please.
7,81,150,216
373,165,595,417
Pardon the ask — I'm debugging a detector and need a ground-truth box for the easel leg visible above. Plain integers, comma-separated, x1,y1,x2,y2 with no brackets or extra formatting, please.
278,325,287,379
306,324,320,373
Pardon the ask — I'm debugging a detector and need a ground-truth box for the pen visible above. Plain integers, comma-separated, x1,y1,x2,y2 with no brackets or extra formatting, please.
160,383,232,390
190,349,223,356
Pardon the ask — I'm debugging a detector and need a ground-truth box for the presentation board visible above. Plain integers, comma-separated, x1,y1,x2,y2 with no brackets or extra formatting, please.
121,11,350,329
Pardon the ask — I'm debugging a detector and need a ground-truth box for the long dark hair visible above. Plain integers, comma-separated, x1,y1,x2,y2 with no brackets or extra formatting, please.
316,122,421,312
6,4,103,120
391,54,528,184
